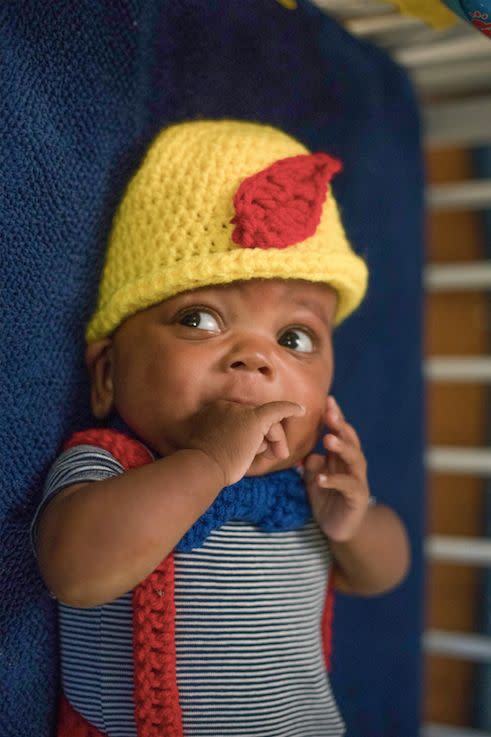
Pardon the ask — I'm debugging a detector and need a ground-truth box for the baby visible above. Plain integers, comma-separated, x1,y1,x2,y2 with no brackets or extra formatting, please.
33,119,410,737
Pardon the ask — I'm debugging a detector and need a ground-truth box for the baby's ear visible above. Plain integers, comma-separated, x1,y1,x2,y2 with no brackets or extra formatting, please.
85,339,114,419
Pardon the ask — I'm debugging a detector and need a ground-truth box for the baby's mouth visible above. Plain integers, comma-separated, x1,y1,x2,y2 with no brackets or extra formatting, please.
223,396,259,407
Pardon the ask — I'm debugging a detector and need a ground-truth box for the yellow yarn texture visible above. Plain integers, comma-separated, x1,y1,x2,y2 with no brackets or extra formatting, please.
86,120,369,342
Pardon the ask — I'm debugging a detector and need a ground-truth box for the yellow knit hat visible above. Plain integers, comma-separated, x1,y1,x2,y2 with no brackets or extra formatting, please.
86,119,368,342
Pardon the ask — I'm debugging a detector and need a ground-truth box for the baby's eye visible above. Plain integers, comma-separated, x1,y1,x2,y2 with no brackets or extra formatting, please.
179,309,220,332
278,328,314,353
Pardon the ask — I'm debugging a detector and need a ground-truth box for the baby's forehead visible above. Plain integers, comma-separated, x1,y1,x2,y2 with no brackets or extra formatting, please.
174,278,337,302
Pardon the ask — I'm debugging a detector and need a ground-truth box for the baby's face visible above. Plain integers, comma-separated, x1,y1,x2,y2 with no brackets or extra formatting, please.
89,279,337,475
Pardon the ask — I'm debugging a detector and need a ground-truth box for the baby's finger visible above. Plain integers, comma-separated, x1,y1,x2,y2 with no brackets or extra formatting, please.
326,395,344,421
323,434,367,477
304,453,327,477
265,421,284,442
315,473,360,498
265,422,290,459
325,417,361,454
338,422,362,449
257,440,268,454
255,401,305,432
325,399,360,446
325,397,351,440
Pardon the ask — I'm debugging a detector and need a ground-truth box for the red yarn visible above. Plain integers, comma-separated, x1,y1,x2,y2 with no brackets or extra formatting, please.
472,17,491,36
322,567,336,672
57,428,184,737
63,429,152,470
231,152,342,249
57,696,107,737
133,556,183,737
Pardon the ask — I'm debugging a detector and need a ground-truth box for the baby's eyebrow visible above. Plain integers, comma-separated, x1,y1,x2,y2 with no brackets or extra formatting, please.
287,298,332,328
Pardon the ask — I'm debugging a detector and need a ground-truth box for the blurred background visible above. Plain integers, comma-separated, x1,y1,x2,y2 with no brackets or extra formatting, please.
318,2,491,735
1,2,489,735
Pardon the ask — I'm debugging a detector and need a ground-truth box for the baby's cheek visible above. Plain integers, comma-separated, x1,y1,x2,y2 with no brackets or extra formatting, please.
307,406,324,443
156,363,207,419
289,408,323,459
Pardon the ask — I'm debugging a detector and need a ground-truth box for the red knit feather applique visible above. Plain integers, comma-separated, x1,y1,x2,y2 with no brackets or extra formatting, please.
231,152,342,249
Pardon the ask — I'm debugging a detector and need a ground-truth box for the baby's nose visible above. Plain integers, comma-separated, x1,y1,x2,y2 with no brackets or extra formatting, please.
227,339,275,377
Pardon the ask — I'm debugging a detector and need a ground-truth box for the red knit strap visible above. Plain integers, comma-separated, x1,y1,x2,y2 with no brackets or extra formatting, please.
322,566,336,671
133,553,183,737
63,428,153,470
57,695,107,737
60,427,183,736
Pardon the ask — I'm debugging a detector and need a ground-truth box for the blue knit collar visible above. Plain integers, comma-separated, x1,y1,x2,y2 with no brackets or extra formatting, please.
177,469,311,551
107,413,312,551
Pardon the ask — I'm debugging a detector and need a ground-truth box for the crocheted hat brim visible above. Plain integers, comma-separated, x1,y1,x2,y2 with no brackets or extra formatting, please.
86,245,368,342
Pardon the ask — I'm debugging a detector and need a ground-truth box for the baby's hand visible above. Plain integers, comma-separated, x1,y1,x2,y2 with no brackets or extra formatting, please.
304,396,370,542
179,400,305,486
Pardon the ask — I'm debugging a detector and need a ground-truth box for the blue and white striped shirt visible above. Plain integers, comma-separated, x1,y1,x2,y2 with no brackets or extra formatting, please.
32,445,344,737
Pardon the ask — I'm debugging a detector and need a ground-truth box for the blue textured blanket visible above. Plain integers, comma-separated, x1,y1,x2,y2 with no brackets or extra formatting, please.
0,2,424,735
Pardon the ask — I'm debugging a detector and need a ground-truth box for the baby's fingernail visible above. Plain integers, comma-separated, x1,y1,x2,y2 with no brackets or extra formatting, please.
318,474,328,485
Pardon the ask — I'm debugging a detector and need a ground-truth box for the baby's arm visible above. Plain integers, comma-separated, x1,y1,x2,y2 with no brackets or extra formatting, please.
36,449,226,608
304,396,410,596
36,400,304,608
325,505,409,596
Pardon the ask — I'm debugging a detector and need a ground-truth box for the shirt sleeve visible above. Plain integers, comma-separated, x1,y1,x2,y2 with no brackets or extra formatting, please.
30,444,125,555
